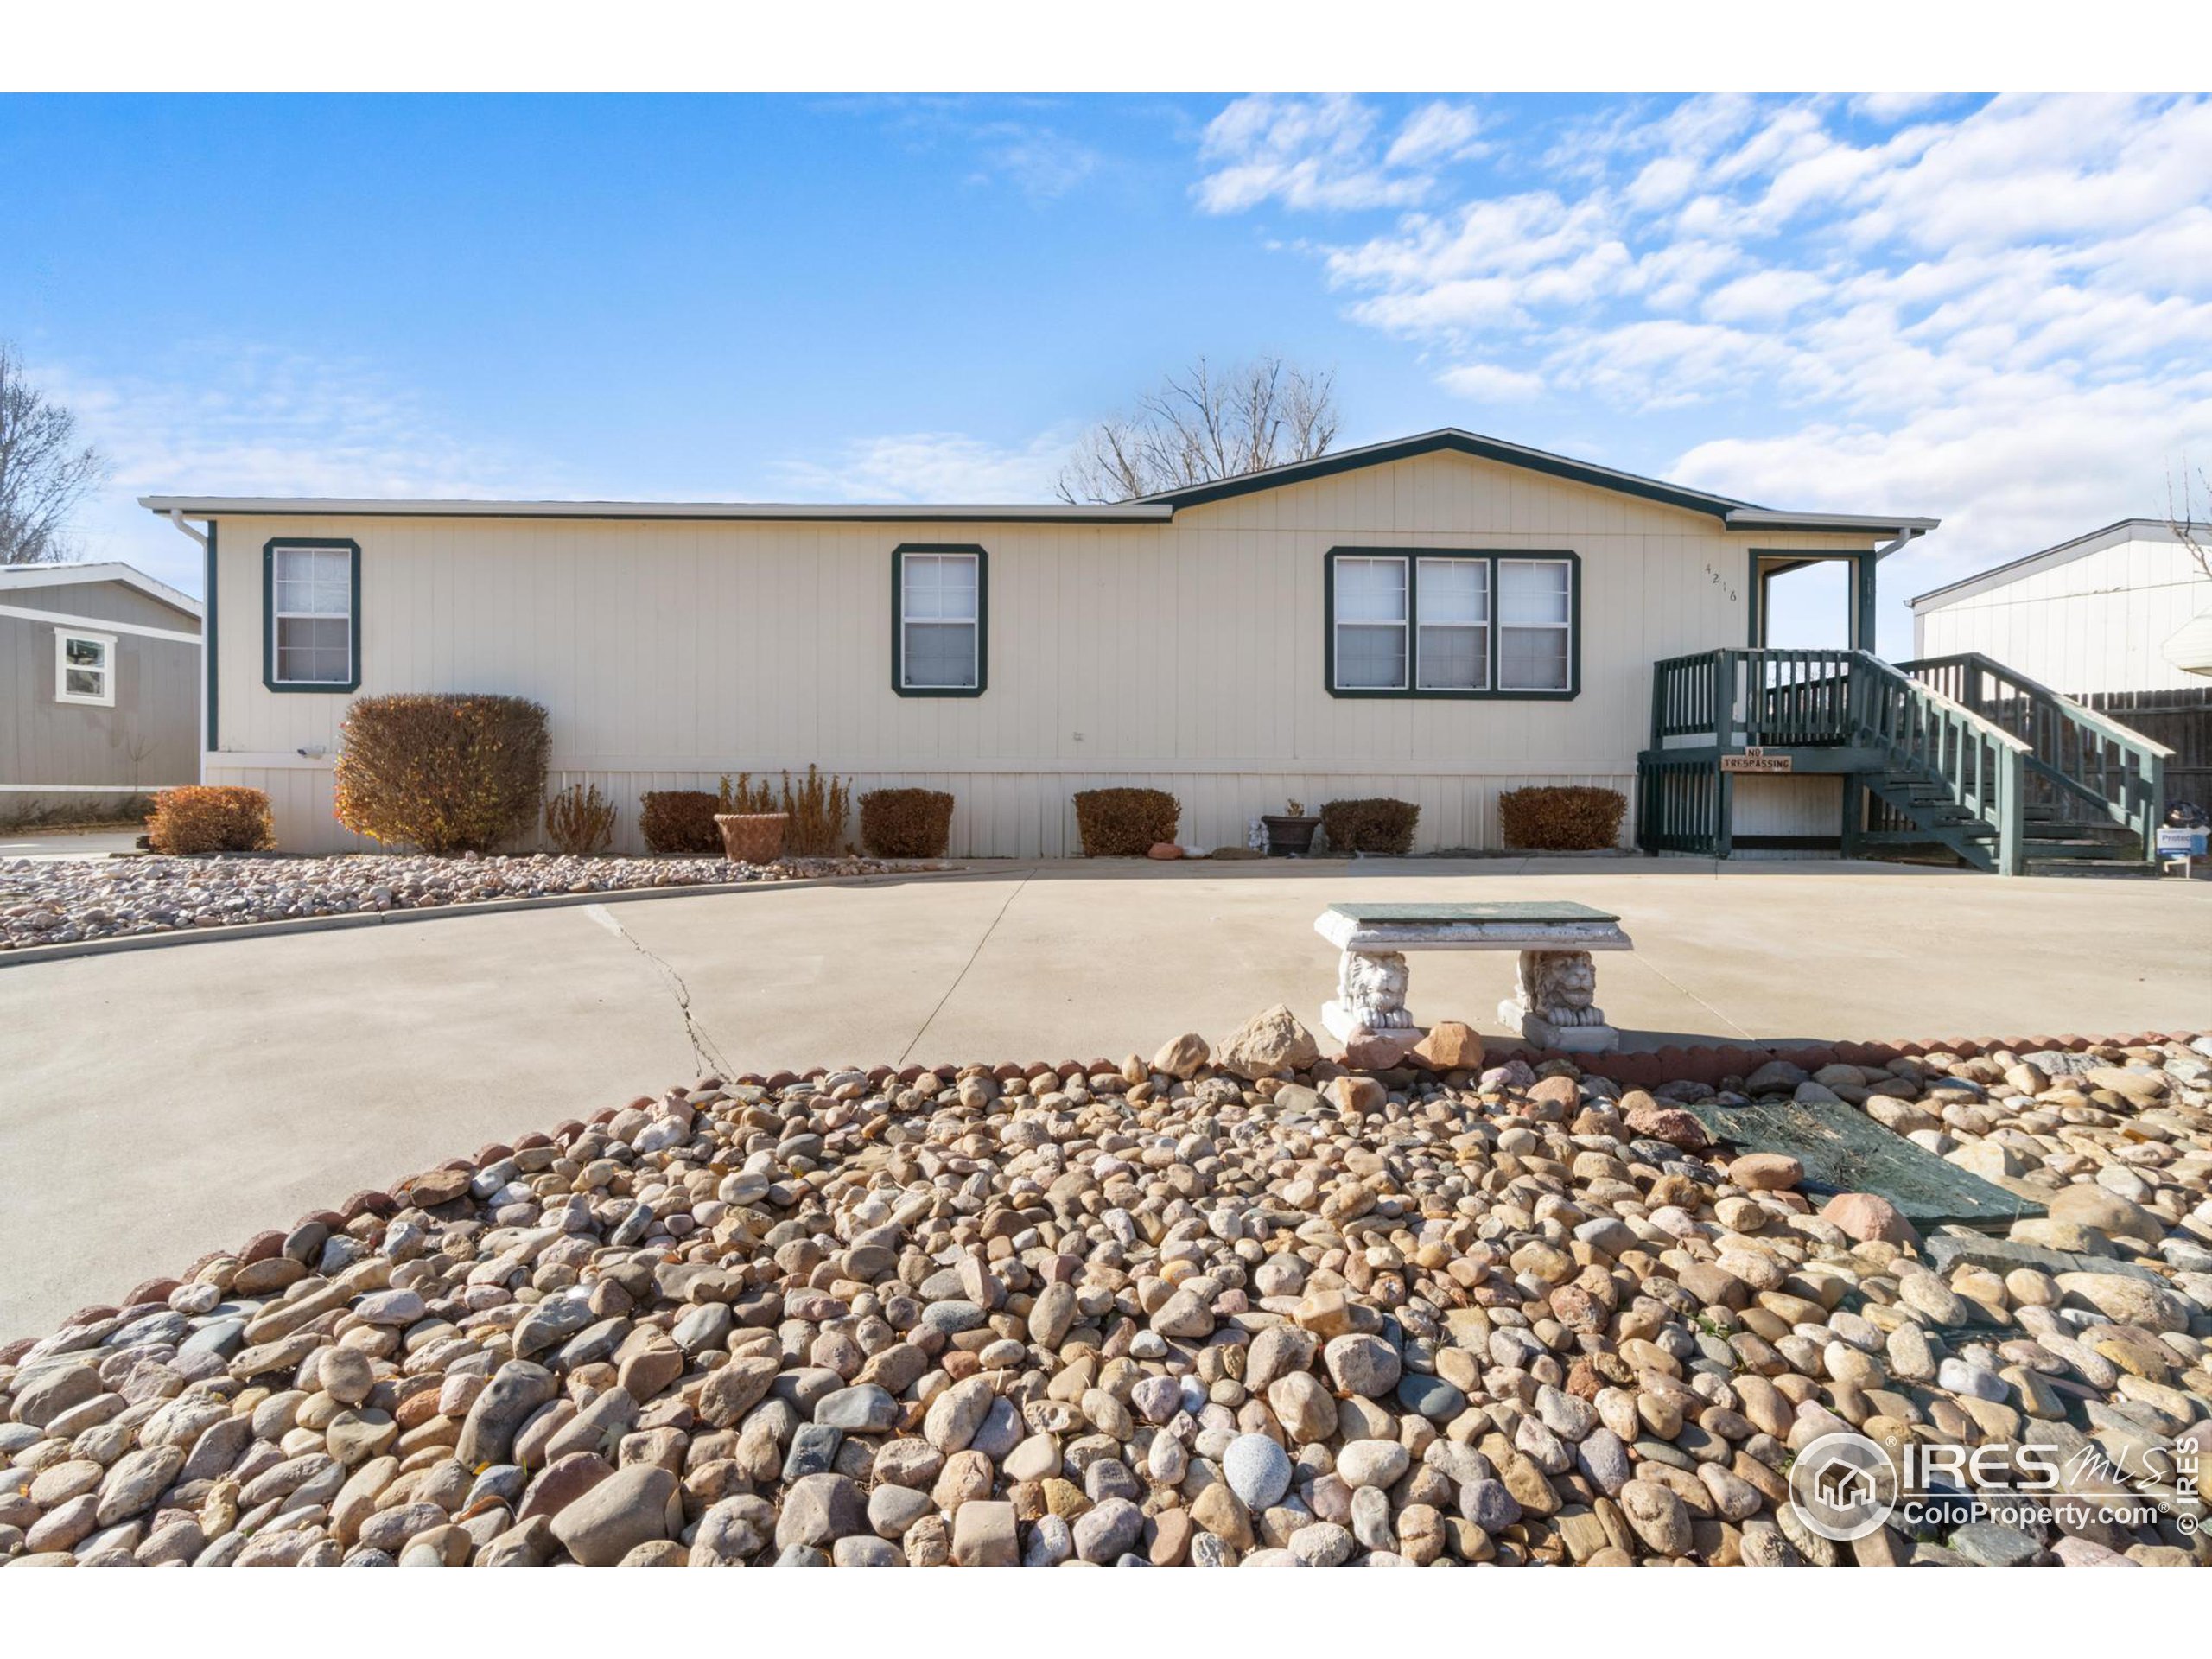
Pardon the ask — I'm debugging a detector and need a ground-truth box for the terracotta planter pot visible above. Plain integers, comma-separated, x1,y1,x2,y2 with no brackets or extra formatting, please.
1261,815,1320,856
714,812,789,864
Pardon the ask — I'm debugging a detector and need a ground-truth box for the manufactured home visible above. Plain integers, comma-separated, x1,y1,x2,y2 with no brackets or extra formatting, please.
0,562,203,820
141,428,2166,871
1910,518,2212,693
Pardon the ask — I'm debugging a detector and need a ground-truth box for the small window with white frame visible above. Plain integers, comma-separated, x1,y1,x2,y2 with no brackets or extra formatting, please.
1416,556,1489,690
1497,558,1572,691
270,542,358,688
894,546,986,694
1332,556,1409,690
54,628,116,706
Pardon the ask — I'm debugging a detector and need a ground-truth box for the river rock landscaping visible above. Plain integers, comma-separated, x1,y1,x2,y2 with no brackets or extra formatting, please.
3,1017,2207,1567
0,852,929,951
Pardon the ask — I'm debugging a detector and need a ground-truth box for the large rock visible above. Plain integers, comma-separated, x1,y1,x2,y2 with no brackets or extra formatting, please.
1409,1020,1484,1073
950,1498,1019,1566
2045,1185,2161,1245
549,1464,677,1565
1820,1192,1920,1246
1217,1004,1319,1080
1152,1033,1211,1080
774,1472,868,1550
2055,1272,2192,1333
455,1360,556,1467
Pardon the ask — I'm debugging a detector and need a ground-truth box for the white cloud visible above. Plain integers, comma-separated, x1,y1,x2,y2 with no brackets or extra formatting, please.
36,344,558,599
1201,92,2212,652
1385,101,1484,168
970,122,1102,200
1436,363,1546,403
771,429,1071,502
1194,95,1470,214
1702,268,1829,324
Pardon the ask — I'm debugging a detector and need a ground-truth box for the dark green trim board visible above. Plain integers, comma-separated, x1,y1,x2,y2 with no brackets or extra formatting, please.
263,537,362,693
204,520,219,753
1144,429,1756,520
890,543,988,697
1745,547,1878,648
1323,547,1581,701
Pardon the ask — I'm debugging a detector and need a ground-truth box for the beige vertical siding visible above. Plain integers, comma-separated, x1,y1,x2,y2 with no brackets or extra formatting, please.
204,451,1871,855
1915,533,2210,694
1729,774,1843,839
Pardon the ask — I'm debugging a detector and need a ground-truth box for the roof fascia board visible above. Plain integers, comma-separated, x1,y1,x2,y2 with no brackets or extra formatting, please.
0,561,203,617
1139,428,1758,519
140,497,1172,525
1723,509,1941,540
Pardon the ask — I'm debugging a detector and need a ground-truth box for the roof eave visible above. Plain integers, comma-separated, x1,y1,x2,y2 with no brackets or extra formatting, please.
1725,510,1941,543
137,495,1174,524
1137,428,1758,519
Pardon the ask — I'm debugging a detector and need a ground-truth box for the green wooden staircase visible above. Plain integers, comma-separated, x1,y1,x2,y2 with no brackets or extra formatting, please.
1637,648,2171,874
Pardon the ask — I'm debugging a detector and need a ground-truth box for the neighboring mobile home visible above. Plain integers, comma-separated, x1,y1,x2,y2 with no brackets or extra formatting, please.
1908,518,2212,693
0,562,203,822
142,427,2161,870
1908,518,2212,818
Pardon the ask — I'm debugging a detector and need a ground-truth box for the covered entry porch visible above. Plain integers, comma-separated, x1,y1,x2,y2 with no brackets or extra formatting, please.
1635,647,2168,873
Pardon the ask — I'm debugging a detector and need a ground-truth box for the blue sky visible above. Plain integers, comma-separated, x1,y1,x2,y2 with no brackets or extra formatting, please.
6,92,2209,654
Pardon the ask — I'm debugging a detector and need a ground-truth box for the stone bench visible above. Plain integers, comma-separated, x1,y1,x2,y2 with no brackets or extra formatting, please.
1314,901,1636,1053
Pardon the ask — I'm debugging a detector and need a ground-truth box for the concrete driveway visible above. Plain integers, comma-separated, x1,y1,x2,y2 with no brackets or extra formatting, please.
3,855,2208,1337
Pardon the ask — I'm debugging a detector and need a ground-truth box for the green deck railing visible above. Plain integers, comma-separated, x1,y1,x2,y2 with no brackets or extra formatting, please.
1644,648,2038,872
1895,652,2172,857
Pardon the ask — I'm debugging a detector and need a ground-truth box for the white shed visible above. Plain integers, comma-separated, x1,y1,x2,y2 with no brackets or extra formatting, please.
1908,519,2212,694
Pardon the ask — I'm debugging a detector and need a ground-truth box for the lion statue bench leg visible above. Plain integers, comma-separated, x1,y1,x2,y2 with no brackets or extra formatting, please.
1320,948,1414,1044
1498,949,1621,1053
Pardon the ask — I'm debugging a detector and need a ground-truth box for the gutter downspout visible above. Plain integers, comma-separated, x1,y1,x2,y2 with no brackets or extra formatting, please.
1865,527,1924,658
165,511,213,780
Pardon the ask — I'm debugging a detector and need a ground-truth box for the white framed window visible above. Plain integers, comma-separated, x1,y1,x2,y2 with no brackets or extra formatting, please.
270,543,356,687
1332,556,1409,690
1497,559,1572,690
1416,557,1489,690
896,547,983,693
54,628,116,706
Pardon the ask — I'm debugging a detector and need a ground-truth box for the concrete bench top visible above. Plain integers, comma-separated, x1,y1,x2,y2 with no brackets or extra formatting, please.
1316,901,1634,953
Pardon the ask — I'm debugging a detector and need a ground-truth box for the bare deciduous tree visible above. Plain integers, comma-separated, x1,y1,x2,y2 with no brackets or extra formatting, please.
1056,354,1340,504
2168,460,2212,582
1,341,108,566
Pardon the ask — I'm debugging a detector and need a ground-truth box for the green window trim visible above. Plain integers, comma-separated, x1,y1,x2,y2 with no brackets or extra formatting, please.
1323,546,1581,701
262,537,362,693
891,543,988,697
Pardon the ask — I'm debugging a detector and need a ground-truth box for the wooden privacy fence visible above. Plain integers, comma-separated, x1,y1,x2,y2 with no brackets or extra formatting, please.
2068,687,2212,816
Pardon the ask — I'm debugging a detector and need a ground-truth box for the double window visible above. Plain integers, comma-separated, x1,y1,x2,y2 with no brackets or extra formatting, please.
893,544,987,696
1327,548,1577,696
264,539,360,691
54,629,116,706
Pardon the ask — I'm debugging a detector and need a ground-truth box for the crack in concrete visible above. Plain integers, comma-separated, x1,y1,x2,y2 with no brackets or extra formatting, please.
582,904,734,1079
898,866,1038,1067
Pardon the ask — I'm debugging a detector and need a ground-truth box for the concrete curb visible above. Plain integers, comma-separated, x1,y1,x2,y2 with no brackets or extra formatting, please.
0,863,984,969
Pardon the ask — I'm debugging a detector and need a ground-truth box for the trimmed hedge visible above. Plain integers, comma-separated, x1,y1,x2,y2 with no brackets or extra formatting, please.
860,788,955,858
1072,787,1179,857
640,790,722,855
146,785,275,855
1320,797,1421,855
334,694,550,855
1497,785,1626,851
